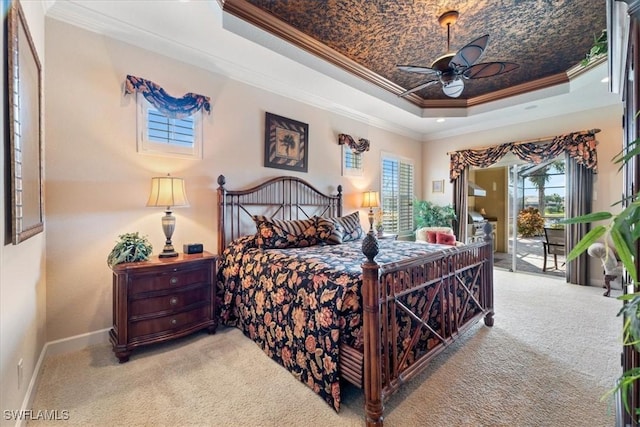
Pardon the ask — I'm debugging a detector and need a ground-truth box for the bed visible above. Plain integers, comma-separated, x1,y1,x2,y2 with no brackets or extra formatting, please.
216,175,494,426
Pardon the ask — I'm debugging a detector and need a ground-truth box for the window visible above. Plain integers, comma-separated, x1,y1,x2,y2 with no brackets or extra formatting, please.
381,154,414,235
137,96,203,159
342,145,363,176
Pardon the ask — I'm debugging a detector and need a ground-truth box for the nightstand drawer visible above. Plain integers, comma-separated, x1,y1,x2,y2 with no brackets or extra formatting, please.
128,267,209,295
129,306,210,338
129,286,210,317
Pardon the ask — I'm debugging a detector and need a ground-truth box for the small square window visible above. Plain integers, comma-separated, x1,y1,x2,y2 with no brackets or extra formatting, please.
342,145,363,176
136,95,203,159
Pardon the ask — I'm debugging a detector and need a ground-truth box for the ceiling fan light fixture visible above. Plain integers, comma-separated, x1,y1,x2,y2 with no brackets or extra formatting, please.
442,79,464,98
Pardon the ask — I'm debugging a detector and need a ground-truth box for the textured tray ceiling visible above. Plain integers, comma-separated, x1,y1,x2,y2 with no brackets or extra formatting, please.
228,0,606,106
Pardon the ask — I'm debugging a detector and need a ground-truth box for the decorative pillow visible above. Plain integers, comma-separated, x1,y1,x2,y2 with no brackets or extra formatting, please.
315,216,343,245
252,215,319,249
328,211,364,242
427,231,438,244
436,232,456,246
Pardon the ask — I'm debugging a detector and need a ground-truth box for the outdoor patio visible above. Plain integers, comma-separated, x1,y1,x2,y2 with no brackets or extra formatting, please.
493,236,566,278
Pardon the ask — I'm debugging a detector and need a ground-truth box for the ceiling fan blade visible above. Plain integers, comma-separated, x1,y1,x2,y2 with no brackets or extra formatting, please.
399,80,439,97
462,62,520,79
396,65,439,75
449,34,489,70
442,78,464,98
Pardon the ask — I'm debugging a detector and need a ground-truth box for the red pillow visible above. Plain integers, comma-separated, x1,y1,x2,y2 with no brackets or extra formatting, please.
436,232,456,246
427,231,438,243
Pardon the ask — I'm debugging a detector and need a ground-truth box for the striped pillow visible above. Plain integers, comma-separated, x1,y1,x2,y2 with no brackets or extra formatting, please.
328,211,364,242
253,215,319,249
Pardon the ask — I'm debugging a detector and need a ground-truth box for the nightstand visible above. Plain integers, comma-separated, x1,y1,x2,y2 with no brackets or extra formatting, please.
109,251,217,363
377,233,398,240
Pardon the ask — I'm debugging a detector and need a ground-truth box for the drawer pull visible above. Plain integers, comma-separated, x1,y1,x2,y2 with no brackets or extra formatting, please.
169,297,178,305
170,319,177,325
170,277,178,285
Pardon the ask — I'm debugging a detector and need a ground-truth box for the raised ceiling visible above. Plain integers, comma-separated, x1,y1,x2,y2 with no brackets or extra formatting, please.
223,0,606,108
44,1,618,139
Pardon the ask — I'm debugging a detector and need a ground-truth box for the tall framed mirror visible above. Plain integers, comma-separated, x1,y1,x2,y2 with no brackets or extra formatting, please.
7,1,44,244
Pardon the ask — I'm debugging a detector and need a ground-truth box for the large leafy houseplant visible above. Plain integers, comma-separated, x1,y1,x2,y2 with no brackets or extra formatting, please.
562,136,640,416
413,199,456,229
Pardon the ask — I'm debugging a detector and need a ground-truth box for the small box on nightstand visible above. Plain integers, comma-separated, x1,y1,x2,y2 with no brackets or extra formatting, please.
183,243,203,254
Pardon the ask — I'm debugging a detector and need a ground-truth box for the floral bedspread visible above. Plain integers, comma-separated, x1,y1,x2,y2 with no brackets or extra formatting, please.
217,235,454,411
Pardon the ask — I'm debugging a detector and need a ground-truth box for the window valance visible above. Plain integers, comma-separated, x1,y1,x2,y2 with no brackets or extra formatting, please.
338,133,370,154
124,75,211,119
449,129,600,182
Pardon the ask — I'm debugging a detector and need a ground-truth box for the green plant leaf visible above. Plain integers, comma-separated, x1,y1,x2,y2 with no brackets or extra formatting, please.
565,225,607,262
611,227,638,283
607,367,640,415
560,211,612,224
614,143,640,172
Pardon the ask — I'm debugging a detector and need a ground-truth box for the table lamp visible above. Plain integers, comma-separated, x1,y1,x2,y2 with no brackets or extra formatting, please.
361,190,380,234
146,174,190,258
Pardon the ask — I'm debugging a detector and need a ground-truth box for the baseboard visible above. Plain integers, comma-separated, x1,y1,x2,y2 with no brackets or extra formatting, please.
15,328,110,427
44,327,110,357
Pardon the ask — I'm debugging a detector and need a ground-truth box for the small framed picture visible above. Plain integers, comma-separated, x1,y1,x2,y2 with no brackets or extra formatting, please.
264,112,308,172
432,179,444,193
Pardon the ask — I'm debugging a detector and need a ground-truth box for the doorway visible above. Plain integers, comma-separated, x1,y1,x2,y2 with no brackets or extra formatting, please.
471,156,566,277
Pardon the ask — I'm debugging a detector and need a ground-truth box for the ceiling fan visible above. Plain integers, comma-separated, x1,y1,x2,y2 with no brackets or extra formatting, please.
397,10,519,98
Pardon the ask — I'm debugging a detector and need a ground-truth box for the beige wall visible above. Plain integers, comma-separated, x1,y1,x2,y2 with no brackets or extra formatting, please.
421,104,624,285
43,19,423,342
0,2,47,425
474,168,507,252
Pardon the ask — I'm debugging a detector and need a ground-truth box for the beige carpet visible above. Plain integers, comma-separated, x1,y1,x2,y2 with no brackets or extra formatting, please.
28,270,621,426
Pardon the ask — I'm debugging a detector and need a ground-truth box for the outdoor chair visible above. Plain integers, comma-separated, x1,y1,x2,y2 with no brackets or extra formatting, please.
542,227,566,272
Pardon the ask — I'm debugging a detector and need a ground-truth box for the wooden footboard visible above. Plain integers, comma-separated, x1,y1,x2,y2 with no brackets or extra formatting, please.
359,226,494,426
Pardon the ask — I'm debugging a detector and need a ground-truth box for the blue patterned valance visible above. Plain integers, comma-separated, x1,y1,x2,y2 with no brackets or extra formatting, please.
338,133,370,154
124,75,211,119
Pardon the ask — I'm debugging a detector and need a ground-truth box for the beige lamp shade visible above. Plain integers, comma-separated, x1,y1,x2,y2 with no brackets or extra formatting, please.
361,190,380,209
146,175,190,209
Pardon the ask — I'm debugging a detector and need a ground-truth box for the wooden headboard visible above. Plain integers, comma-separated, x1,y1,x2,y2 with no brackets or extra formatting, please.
216,175,343,251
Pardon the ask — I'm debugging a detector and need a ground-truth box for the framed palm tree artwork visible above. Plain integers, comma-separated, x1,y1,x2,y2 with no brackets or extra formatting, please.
264,112,308,172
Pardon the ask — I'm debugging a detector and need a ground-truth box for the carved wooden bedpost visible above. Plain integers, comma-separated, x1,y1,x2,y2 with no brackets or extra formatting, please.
336,185,343,216
361,232,383,426
217,175,227,253
482,221,495,327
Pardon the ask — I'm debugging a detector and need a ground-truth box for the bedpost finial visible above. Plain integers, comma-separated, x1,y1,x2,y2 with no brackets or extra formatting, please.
337,185,343,195
362,232,379,262
217,175,226,187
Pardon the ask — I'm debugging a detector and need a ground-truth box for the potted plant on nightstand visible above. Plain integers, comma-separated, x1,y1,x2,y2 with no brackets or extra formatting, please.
107,232,153,268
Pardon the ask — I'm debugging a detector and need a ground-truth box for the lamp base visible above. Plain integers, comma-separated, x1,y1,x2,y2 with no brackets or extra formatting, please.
159,249,179,258
159,210,179,258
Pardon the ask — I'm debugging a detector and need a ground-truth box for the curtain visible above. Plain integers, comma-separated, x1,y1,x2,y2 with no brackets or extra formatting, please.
338,133,370,154
566,155,593,285
449,130,599,182
124,75,211,119
453,167,469,242
449,144,512,181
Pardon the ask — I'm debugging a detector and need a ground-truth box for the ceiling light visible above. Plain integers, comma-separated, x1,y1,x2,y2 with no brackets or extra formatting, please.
436,118,445,123
601,76,609,83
